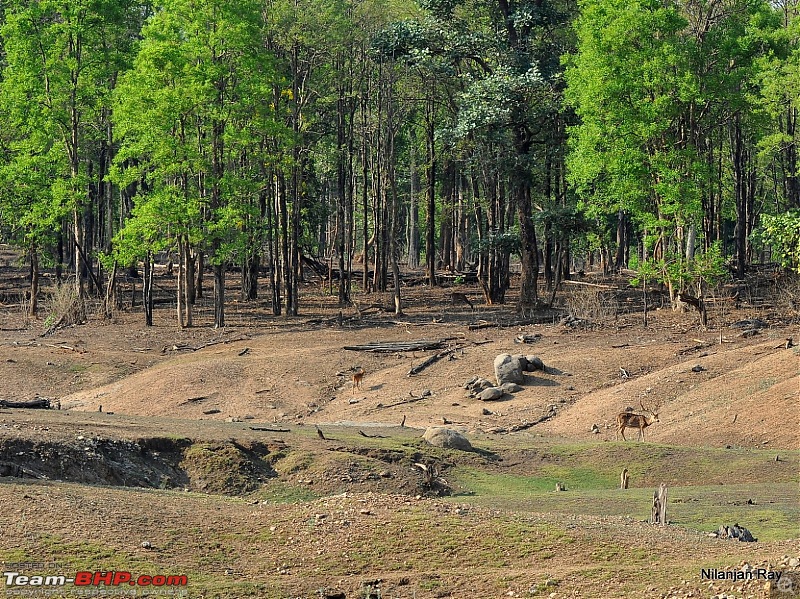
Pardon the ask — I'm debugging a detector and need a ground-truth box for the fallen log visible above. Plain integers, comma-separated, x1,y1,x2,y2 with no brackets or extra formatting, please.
344,338,459,353
407,347,459,376
468,321,498,331
0,398,52,409
249,426,290,433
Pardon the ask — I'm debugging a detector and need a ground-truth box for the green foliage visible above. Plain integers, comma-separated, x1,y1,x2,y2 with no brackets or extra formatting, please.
110,0,283,268
474,230,521,255
753,210,800,273
631,243,728,293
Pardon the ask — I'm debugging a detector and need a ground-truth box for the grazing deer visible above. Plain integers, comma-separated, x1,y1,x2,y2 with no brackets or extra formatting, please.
352,367,365,394
616,401,661,441
450,292,474,310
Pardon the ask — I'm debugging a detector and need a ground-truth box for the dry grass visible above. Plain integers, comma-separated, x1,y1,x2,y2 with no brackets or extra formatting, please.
564,287,619,322
43,282,86,330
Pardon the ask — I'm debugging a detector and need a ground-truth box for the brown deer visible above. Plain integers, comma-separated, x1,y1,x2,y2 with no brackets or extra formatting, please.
616,401,661,441
450,292,474,310
352,367,365,394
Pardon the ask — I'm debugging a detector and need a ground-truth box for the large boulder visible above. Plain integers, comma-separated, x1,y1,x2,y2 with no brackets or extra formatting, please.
494,354,524,386
422,427,473,451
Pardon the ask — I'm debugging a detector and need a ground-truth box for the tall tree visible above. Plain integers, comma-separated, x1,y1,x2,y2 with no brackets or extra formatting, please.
112,0,281,327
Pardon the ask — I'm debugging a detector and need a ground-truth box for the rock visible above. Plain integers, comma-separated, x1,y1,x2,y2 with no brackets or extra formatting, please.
465,377,495,394
590,424,600,434
478,387,505,401
422,427,473,451
514,333,541,344
789,558,800,568
500,382,524,393
494,354,524,385
463,376,479,389
525,356,545,371
717,524,757,542
691,365,705,372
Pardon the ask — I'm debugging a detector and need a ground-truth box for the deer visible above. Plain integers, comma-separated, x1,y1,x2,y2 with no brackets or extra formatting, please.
352,367,365,394
616,400,661,441
450,292,474,310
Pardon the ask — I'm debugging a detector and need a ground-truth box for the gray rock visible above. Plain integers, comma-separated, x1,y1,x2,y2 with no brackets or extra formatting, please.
494,353,524,385
500,382,524,393
465,377,494,395
478,387,505,401
422,427,473,451
525,356,545,371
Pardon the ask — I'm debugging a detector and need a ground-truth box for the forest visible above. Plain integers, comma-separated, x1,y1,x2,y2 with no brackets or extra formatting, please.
0,0,797,328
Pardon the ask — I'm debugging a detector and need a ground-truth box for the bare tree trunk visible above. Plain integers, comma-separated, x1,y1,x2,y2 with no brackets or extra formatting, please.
29,242,39,317
517,182,539,313
195,250,204,300
425,95,437,288
176,239,185,329
144,251,153,327
407,131,420,269
183,237,193,327
104,260,117,319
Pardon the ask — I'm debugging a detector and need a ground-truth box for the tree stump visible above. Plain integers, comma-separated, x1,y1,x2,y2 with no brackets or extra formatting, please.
650,483,668,525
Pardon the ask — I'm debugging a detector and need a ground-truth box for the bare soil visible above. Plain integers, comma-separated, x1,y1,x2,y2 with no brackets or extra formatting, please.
0,246,798,598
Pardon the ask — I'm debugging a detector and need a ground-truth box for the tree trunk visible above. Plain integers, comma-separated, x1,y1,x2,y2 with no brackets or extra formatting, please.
144,252,153,327
614,209,627,270
337,81,350,306
407,133,420,269
195,250,204,300
517,182,539,313
425,95,437,287
731,115,747,279
29,242,39,317
213,263,224,328
183,237,193,327
104,260,116,319
176,240,184,329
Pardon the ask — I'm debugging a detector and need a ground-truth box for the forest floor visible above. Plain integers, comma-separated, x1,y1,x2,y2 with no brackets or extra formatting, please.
0,244,798,598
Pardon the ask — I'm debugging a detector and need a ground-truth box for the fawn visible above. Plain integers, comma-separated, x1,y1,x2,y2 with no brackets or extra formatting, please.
352,367,365,394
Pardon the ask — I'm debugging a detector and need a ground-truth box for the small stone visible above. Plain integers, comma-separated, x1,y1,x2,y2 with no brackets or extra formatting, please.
141,541,152,549
691,365,705,372
500,382,524,393
789,558,800,568
478,387,505,401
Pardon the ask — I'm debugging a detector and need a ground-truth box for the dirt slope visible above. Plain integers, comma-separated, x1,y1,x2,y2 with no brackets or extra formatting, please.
545,338,799,449
56,314,799,449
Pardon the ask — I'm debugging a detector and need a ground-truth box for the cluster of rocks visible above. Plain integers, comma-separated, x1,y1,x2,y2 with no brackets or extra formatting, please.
463,377,522,401
424,352,549,452
713,523,757,542
462,353,545,402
